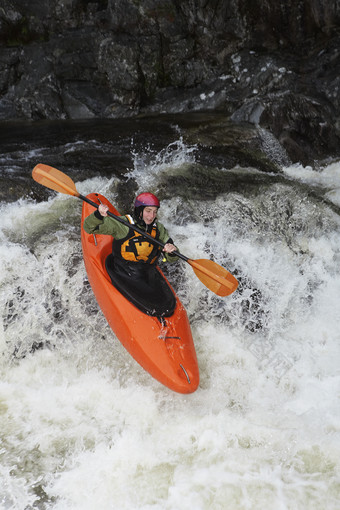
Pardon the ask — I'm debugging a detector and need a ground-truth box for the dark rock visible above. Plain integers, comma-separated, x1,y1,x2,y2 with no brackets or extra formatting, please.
0,0,340,165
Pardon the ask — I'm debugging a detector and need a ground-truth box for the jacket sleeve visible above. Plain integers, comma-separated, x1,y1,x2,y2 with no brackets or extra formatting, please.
83,212,129,238
157,222,180,263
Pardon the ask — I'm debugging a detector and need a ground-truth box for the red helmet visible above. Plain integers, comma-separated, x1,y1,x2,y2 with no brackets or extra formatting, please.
134,192,160,208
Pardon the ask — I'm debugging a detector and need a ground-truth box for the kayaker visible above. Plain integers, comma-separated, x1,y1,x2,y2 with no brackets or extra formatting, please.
83,193,179,305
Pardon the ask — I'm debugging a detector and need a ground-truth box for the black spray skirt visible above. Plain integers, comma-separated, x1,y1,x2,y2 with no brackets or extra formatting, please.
105,254,177,317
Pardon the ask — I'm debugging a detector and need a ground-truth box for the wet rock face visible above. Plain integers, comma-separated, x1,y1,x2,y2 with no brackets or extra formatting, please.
0,0,340,164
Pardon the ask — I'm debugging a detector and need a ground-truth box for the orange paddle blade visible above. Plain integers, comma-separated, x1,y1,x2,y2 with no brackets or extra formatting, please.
188,258,238,297
32,164,80,197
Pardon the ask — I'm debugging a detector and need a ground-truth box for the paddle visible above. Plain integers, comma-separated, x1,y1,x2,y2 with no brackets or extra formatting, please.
32,164,238,296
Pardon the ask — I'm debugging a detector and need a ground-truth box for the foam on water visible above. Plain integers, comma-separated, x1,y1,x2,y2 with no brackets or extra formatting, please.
0,149,339,509
283,161,340,207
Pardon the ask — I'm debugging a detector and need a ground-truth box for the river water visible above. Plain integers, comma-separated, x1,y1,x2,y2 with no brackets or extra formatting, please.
0,118,339,509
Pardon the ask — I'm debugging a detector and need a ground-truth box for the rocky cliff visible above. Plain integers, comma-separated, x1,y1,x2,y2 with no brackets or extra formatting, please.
1,0,340,164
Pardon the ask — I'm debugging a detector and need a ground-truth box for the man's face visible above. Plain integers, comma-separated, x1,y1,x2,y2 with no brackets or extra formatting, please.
142,206,158,225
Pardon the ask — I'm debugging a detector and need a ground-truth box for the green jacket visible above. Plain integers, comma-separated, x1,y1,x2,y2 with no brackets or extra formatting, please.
83,211,179,263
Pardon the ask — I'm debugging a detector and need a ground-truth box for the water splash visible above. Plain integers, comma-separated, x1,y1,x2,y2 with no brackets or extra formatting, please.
1,142,339,509
127,137,197,193
283,160,340,208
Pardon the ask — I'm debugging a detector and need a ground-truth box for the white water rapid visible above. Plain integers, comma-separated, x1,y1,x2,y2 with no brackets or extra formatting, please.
0,143,339,510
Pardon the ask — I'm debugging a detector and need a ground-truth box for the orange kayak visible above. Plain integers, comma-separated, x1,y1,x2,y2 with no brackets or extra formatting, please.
81,193,199,393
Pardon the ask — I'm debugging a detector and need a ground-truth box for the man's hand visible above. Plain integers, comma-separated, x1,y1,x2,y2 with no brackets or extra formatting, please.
163,243,177,254
98,204,109,217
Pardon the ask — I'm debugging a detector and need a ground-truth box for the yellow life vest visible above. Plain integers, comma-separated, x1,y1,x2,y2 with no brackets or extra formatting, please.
116,215,161,264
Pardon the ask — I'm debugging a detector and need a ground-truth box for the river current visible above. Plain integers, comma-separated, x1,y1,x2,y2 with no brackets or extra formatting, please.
0,119,339,509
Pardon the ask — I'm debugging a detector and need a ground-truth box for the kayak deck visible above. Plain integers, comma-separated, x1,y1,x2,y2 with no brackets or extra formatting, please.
105,253,177,317
81,193,199,393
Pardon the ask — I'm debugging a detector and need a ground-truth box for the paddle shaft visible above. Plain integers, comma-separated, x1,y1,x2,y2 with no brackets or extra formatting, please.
31,164,238,295
80,193,189,263
81,194,236,291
